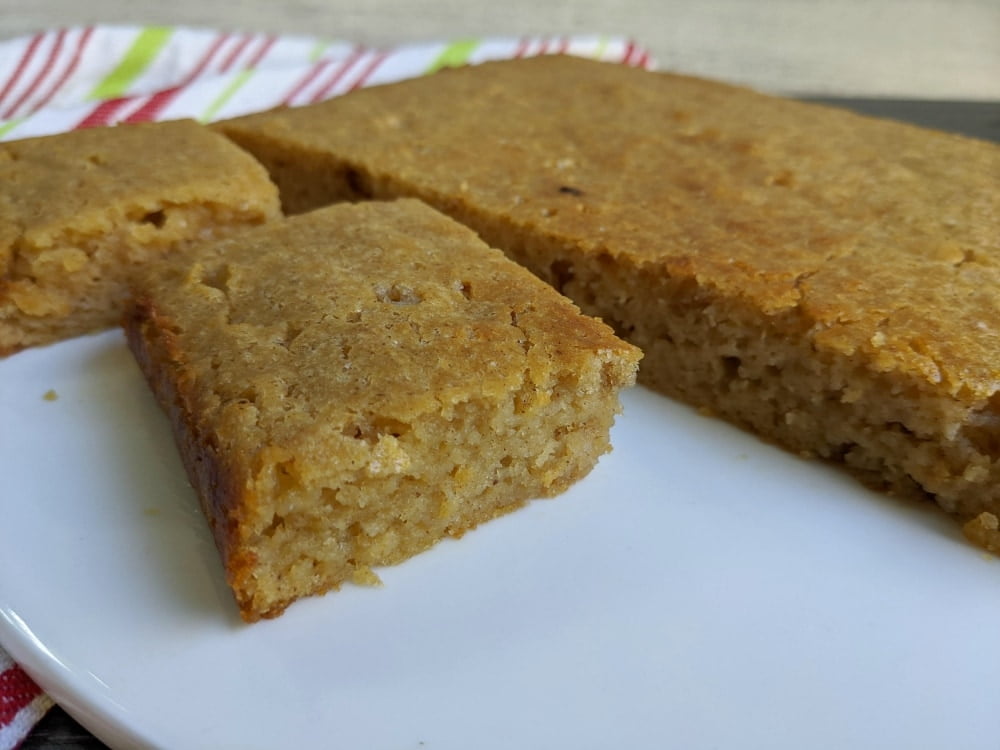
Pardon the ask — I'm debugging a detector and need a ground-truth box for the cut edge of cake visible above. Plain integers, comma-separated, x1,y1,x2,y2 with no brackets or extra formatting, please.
211,55,1000,542
0,119,282,356
124,199,641,621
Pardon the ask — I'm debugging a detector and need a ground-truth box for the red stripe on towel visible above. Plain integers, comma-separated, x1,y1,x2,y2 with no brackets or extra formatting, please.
122,31,233,123
281,59,332,105
347,50,389,92
0,663,44,725
29,26,96,115
307,47,366,102
0,32,45,112
3,29,67,119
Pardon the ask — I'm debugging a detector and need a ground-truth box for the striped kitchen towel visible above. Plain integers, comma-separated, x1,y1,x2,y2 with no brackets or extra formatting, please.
0,649,52,750
0,26,651,141
0,25,650,747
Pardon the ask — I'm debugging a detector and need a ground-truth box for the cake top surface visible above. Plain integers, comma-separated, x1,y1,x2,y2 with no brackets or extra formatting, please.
0,119,279,270
131,198,638,462
220,55,1000,399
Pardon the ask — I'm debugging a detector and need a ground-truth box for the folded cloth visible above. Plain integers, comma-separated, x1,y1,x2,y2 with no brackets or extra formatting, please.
0,24,649,748
0,649,52,749
0,26,650,141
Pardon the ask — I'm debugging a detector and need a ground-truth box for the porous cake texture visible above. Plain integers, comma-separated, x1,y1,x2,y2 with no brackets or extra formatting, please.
0,119,281,355
215,55,1000,539
125,199,640,621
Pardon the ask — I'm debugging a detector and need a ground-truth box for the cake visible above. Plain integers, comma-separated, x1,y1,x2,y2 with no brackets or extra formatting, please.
214,55,1000,537
0,119,281,355
124,198,640,621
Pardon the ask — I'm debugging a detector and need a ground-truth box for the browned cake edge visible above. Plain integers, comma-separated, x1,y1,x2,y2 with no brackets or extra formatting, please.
123,205,642,622
126,282,640,622
215,113,1000,531
1,121,282,357
123,296,265,619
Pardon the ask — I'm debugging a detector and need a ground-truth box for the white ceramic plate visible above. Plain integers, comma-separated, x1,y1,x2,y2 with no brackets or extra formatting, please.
2,330,1000,749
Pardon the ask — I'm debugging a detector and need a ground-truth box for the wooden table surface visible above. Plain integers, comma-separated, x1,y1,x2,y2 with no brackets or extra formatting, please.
2,1,998,748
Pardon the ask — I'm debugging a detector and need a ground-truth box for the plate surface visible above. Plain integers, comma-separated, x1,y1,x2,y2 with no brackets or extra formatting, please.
3,330,1000,749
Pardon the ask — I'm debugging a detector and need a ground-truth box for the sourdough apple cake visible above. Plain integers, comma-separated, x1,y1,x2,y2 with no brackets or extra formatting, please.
0,119,280,355
125,199,640,620
215,55,1000,544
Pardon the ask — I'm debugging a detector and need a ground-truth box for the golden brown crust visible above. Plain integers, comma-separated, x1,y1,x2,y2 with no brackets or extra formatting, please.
123,295,262,615
215,55,1000,529
217,57,1000,398
1,119,281,355
126,199,639,621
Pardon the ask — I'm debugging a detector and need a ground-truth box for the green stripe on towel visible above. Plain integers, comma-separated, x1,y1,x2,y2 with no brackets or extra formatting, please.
425,39,480,73
199,69,254,122
87,26,174,100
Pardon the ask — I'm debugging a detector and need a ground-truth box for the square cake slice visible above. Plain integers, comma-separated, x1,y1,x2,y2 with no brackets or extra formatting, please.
0,119,281,355
215,55,1000,541
124,199,640,622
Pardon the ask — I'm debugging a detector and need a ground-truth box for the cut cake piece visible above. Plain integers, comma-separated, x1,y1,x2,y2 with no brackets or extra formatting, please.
214,55,1000,540
124,198,640,622
0,119,281,355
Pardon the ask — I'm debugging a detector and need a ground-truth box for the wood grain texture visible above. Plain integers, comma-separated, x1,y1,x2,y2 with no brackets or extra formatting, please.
1,0,999,98
19,707,107,749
